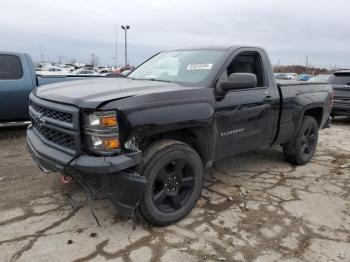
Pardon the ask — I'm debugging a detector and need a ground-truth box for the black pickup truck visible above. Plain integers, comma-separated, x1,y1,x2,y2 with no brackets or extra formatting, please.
27,46,333,226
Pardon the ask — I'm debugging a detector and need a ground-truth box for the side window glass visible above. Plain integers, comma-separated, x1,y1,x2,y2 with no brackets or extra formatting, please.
226,51,265,87
0,55,23,80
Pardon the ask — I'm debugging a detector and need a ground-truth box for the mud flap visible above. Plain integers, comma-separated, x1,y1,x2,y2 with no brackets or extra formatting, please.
107,171,147,217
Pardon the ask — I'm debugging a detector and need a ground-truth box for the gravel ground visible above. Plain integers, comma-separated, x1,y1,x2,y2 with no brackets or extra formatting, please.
0,118,349,262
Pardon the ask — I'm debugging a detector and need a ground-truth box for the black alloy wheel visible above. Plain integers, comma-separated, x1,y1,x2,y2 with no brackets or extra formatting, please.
152,158,195,213
300,125,317,156
283,116,319,165
138,140,204,226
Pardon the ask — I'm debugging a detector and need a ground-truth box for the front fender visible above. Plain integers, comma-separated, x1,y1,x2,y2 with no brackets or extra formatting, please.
126,102,215,138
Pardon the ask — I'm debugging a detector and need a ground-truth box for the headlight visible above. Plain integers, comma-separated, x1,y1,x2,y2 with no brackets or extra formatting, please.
90,136,120,152
83,111,121,155
87,111,118,127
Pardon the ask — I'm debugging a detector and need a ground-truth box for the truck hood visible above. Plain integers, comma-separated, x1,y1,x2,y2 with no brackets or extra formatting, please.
35,78,200,108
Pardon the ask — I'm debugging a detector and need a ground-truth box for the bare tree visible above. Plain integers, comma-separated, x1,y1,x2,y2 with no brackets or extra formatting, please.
273,65,329,75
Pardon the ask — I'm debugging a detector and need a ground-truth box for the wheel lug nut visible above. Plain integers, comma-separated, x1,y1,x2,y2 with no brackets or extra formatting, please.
167,189,170,192
165,184,167,186
176,182,178,185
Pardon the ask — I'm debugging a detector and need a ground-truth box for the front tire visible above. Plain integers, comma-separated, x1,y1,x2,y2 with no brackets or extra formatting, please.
138,140,204,226
283,116,319,165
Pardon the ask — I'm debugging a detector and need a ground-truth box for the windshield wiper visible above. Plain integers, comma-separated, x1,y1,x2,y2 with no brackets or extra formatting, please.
127,77,171,83
146,78,171,83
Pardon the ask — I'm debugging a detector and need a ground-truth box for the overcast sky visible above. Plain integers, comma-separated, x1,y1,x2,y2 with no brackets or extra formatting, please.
1,0,350,68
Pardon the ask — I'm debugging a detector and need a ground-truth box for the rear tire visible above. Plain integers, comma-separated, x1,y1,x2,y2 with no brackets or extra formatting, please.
137,140,204,226
283,116,319,165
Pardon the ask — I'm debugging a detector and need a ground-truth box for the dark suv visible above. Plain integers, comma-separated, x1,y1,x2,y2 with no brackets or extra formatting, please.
330,70,350,116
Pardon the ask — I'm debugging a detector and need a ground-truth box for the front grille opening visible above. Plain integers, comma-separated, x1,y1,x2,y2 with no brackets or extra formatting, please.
30,100,73,123
32,120,75,150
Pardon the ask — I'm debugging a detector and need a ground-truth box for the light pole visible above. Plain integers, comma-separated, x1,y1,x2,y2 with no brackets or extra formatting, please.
115,24,118,68
299,57,309,74
121,25,130,67
305,56,308,74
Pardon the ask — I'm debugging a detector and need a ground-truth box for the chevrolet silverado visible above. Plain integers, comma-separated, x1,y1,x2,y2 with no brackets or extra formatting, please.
27,46,333,226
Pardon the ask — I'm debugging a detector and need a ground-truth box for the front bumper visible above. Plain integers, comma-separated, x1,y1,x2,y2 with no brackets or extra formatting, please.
27,125,146,217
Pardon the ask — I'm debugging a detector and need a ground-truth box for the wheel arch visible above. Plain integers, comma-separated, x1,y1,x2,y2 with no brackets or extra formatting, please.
303,107,323,127
135,126,214,165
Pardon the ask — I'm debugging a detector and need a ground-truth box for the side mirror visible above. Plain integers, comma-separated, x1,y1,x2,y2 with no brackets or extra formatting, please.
219,73,257,92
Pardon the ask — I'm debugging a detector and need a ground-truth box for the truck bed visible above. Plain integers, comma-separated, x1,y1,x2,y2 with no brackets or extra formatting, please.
275,80,332,145
276,79,329,86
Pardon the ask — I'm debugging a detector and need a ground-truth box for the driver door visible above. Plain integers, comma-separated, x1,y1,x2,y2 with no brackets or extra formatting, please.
214,49,279,160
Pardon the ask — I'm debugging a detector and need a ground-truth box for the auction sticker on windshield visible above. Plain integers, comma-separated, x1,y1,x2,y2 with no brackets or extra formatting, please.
186,63,213,70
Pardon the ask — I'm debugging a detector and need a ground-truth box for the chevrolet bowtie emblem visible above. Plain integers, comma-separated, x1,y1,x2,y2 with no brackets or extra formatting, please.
34,112,46,126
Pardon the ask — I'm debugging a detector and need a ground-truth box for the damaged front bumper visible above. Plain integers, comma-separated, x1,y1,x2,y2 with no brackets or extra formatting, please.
27,126,146,217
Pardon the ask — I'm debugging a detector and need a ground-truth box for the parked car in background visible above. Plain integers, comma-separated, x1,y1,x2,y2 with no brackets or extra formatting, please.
105,72,125,78
275,73,291,80
329,70,350,116
297,74,312,81
275,73,297,80
99,69,114,76
116,65,135,74
70,68,101,76
0,51,104,122
121,69,132,76
38,66,68,75
60,64,75,72
286,73,298,80
308,74,331,82
35,62,53,70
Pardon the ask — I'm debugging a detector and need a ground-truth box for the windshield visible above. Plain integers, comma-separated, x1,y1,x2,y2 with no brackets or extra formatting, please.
128,50,225,85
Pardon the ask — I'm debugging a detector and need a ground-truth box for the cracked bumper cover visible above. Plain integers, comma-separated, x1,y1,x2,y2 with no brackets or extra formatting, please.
27,126,146,217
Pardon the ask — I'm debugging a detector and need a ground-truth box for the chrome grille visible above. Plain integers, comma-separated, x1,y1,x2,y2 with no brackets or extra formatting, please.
29,100,73,123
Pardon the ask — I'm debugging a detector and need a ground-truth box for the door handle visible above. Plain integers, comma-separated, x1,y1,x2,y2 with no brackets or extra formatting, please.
263,96,273,103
